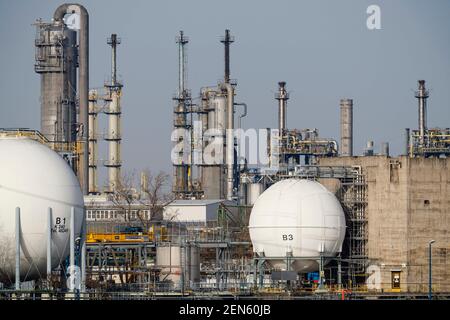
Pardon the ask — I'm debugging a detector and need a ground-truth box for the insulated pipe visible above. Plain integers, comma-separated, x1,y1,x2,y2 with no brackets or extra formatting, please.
54,4,89,195
221,83,235,200
234,102,247,131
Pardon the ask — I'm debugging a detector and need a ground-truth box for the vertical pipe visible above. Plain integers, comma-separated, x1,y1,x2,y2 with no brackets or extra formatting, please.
47,207,52,281
405,128,410,156
222,83,235,200
15,207,21,291
178,31,187,96
220,29,234,84
275,82,289,135
340,99,353,156
174,31,189,196
415,80,429,146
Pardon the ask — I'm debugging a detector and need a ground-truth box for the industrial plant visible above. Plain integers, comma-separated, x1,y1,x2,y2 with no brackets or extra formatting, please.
0,3,449,300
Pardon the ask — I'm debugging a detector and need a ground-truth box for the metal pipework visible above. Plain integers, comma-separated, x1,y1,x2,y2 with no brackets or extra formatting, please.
220,29,234,84
53,4,89,195
340,98,353,156
220,83,235,200
275,82,289,135
415,80,429,145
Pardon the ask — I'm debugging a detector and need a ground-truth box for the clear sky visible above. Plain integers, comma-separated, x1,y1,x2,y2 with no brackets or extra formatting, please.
1,0,449,187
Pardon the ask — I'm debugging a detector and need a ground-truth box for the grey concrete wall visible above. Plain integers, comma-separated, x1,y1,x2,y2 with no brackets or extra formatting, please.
318,155,450,293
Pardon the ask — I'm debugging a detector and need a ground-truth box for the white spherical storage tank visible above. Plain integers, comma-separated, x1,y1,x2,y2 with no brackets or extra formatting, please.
0,137,84,283
249,179,346,273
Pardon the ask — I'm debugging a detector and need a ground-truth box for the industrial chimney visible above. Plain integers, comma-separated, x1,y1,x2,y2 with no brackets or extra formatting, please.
340,99,353,156
415,80,429,145
275,82,289,135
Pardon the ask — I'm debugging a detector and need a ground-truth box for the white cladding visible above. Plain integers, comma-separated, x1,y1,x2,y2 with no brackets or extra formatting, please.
249,179,346,273
163,200,225,222
0,137,84,282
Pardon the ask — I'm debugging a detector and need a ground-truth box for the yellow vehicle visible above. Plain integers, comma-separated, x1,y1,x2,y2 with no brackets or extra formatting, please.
86,225,168,243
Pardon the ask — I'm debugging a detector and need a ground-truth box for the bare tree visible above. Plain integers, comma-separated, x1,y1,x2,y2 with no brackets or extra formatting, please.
137,169,174,230
109,170,138,223
107,169,174,231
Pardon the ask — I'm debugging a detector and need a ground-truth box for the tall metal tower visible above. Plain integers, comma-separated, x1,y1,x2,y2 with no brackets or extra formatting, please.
173,31,191,197
104,34,123,193
220,29,234,84
88,90,99,194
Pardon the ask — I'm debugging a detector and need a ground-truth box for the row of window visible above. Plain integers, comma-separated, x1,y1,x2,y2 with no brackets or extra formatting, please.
87,209,150,220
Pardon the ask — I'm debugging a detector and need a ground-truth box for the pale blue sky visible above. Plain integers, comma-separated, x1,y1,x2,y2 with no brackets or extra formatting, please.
1,0,449,186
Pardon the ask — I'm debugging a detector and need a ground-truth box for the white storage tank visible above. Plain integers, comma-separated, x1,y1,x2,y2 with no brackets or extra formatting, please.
249,179,346,273
0,137,84,283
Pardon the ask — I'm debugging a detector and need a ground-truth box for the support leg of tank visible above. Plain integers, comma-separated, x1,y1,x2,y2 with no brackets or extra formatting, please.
317,254,325,291
337,258,342,290
81,215,86,295
15,207,21,292
47,207,53,290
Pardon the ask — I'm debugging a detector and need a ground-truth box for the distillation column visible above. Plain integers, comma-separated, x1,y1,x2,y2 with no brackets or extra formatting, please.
173,31,190,197
34,21,77,148
415,80,429,146
220,30,236,201
53,4,90,194
340,99,353,156
105,34,123,192
88,90,98,194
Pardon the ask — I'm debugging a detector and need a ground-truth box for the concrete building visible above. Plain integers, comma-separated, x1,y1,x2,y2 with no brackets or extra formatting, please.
318,155,450,293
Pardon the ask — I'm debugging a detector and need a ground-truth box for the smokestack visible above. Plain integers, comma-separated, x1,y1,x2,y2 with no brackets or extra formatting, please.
53,4,89,195
415,80,429,145
275,82,289,135
220,29,234,84
340,99,353,156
